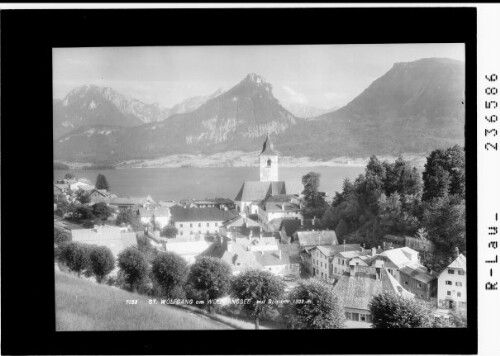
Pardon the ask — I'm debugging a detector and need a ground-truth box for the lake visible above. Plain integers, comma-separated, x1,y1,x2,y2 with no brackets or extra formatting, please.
53,166,365,201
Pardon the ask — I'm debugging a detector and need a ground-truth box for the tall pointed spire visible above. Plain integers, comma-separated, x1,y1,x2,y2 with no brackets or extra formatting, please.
260,131,277,156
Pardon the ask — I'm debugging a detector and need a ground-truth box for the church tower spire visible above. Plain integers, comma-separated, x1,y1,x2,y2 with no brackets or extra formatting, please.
259,132,278,182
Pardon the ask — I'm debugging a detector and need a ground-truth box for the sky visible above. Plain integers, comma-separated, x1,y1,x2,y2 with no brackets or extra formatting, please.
53,44,464,109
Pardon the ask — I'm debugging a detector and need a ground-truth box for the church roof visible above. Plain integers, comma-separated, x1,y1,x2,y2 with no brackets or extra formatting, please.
234,181,286,202
260,134,278,156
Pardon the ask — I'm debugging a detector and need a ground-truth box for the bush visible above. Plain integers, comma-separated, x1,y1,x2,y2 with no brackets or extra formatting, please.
369,292,433,328
151,252,189,297
117,247,149,292
284,279,345,329
162,225,178,238
92,202,113,221
59,242,92,277
187,256,232,313
88,245,116,283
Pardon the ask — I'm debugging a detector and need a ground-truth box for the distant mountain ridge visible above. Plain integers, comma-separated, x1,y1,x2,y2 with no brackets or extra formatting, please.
54,58,465,162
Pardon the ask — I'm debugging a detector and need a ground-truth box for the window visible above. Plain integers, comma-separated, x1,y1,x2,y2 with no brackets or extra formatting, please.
352,313,359,321
267,159,271,167
180,224,183,228
321,272,324,278
206,223,210,227
458,270,465,275
457,292,462,297
345,312,351,320
198,223,201,227
360,315,366,322
180,232,183,236
338,258,341,264
190,223,193,228
448,269,455,274
342,260,345,266
456,282,462,287
417,283,422,288
447,291,451,296
404,281,409,286
446,281,452,285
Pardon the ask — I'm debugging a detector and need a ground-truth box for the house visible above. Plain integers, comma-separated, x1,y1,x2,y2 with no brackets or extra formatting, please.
437,251,466,310
272,217,316,236
191,198,236,211
293,230,338,275
169,206,237,238
221,215,262,240
332,266,414,325
293,230,338,250
200,235,300,277
257,194,302,231
399,262,437,301
234,135,296,215
138,206,171,229
71,225,138,275
69,179,94,192
331,245,377,276
369,246,420,280
109,195,155,211
89,189,116,204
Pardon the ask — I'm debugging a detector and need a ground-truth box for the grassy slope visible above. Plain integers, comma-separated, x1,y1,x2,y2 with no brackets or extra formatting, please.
55,271,231,330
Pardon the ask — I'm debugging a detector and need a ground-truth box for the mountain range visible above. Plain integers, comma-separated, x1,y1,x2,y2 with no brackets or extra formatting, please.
54,58,465,163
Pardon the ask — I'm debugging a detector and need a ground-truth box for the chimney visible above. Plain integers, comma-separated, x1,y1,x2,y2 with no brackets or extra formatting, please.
360,245,365,254
454,246,460,259
371,247,376,257
382,241,386,250
312,216,316,226
278,249,282,260
301,218,304,226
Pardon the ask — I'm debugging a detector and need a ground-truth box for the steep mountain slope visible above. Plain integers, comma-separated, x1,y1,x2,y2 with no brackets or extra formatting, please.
282,102,336,119
166,88,225,116
54,74,299,161
276,58,465,158
54,58,465,162
53,85,170,139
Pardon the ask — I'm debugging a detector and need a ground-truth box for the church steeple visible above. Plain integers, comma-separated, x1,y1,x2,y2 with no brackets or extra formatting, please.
259,132,278,182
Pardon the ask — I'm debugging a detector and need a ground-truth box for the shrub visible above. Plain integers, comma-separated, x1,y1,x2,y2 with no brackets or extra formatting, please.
117,247,149,292
59,242,91,277
88,245,116,283
151,252,189,297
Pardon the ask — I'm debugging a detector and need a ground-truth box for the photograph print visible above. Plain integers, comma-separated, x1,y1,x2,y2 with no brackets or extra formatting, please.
53,44,467,331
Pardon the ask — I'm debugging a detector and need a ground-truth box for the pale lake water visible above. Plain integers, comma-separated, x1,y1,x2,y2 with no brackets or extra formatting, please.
53,167,365,202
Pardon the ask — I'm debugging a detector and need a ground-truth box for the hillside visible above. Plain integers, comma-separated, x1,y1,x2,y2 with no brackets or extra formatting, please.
55,271,230,330
54,58,465,162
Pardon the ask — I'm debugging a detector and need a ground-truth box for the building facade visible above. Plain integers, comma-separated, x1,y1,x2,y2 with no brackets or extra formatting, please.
437,253,466,309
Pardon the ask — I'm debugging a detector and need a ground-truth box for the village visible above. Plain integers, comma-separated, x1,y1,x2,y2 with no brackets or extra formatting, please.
54,135,467,329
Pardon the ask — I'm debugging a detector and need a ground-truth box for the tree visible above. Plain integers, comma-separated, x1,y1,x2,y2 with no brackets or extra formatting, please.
76,190,91,204
59,242,91,277
88,245,115,283
231,269,286,329
95,174,110,191
284,279,344,329
117,247,149,292
369,292,433,328
64,173,76,180
162,225,178,238
92,202,113,221
422,195,465,256
116,209,141,230
151,252,189,297
188,256,232,314
422,146,465,201
301,172,328,219
73,205,95,221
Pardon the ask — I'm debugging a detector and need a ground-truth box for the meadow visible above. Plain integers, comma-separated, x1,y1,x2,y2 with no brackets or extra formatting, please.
55,271,231,330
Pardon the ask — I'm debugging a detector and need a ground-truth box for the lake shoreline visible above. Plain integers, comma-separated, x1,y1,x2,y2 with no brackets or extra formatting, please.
56,151,427,170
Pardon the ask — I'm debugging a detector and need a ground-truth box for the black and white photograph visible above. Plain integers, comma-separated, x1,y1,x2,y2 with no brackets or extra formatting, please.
52,43,467,331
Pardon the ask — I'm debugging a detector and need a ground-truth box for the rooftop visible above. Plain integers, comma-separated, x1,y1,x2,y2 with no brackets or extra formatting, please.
170,206,237,222
234,181,286,202
399,263,437,284
446,253,467,272
294,230,338,248
260,134,278,156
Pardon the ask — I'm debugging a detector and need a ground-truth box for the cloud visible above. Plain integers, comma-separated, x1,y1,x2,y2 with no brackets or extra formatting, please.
282,85,308,105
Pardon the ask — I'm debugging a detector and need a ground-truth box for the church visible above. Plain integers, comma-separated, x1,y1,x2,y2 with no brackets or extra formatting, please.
234,134,297,216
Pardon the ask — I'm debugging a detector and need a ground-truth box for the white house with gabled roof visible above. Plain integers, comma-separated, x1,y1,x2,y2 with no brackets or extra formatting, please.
437,251,466,310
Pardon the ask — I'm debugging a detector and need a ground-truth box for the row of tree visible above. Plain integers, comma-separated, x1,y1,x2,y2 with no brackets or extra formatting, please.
301,145,465,271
